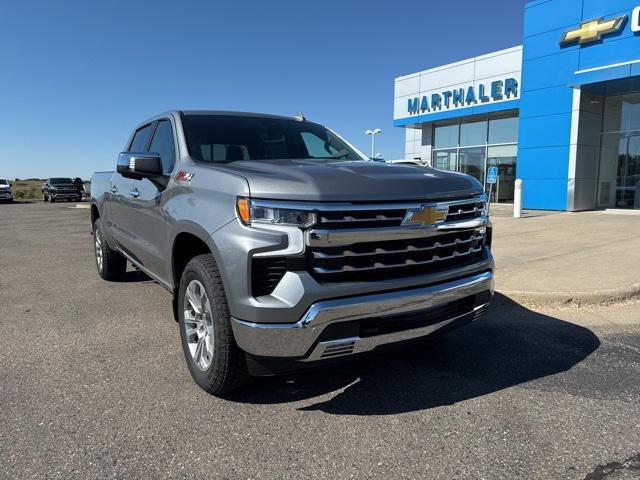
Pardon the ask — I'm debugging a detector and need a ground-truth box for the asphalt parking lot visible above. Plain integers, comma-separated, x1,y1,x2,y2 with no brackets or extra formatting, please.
1,201,639,479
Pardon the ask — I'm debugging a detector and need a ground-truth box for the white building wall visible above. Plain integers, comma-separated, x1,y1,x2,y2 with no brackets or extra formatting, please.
404,126,433,163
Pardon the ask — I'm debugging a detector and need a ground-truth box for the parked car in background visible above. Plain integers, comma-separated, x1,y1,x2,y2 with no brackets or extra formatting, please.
0,179,13,203
73,177,86,200
91,111,494,395
42,178,82,202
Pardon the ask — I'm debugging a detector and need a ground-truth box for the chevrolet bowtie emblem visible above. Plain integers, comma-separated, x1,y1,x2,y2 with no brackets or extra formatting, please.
403,206,448,227
560,16,627,45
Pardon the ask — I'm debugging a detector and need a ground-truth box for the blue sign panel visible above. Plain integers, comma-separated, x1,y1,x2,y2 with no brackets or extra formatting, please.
487,167,498,185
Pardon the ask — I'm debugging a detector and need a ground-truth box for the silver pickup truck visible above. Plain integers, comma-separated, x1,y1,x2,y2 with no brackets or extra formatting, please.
91,111,494,395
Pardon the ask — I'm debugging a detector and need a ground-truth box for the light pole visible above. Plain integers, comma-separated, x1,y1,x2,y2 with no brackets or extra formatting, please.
365,128,382,159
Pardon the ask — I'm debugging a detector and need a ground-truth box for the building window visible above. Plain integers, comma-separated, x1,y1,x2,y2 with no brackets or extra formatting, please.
431,112,519,202
460,120,487,147
434,123,459,149
489,116,519,144
458,146,485,183
433,149,458,171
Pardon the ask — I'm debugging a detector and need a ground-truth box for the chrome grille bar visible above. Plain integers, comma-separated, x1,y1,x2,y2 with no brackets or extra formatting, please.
307,218,486,247
312,234,484,259
313,246,483,275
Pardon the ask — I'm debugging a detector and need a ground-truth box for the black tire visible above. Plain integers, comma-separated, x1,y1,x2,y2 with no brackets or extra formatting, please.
178,254,248,395
93,218,126,281
50,196,55,203
42,192,48,202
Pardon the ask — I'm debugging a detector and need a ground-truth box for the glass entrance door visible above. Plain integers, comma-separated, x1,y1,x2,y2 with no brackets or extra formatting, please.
598,91,640,209
617,135,640,209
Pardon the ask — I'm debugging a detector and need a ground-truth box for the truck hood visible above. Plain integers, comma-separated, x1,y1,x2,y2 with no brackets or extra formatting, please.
214,159,483,202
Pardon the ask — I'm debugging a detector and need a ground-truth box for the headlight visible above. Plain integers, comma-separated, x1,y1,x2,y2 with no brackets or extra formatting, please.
236,197,316,228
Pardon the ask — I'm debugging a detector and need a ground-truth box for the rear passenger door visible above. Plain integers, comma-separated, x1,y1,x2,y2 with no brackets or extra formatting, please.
108,122,154,256
125,119,177,282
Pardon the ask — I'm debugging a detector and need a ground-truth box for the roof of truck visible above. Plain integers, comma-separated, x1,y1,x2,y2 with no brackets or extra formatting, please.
179,110,302,121
135,110,309,130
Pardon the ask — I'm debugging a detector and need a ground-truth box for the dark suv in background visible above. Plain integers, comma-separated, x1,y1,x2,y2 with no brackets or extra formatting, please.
0,179,13,203
42,178,82,202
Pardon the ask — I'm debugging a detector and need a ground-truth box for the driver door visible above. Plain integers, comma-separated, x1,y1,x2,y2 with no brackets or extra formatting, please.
125,119,177,283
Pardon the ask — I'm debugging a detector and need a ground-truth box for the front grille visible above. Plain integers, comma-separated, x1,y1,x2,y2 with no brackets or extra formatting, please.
310,230,484,282
250,198,487,295
444,199,486,221
308,198,486,283
317,209,406,229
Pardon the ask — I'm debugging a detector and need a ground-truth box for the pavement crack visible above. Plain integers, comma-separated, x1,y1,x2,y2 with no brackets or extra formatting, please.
583,453,640,479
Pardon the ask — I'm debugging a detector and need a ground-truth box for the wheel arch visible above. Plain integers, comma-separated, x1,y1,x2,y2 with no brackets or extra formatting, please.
90,202,100,227
171,222,229,322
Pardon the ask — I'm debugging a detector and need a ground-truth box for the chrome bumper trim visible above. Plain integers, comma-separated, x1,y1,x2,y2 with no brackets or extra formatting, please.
303,303,490,362
231,271,493,359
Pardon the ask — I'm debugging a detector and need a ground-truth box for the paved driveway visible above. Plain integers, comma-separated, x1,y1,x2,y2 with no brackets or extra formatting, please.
0,202,638,479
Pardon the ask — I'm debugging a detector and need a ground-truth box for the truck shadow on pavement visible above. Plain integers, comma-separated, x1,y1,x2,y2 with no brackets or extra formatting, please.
230,294,601,415
121,270,153,283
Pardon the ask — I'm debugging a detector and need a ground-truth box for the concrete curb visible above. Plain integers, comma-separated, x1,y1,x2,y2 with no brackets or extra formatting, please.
497,282,640,308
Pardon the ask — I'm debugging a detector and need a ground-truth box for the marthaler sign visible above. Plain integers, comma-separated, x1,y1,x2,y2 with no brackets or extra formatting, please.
407,77,519,116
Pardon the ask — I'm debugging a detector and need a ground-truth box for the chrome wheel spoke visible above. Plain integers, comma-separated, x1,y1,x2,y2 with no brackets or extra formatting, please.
183,309,201,325
94,233,103,271
194,337,204,365
186,285,202,315
184,325,199,338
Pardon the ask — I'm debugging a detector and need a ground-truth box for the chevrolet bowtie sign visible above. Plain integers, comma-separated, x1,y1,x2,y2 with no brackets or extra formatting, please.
560,16,627,45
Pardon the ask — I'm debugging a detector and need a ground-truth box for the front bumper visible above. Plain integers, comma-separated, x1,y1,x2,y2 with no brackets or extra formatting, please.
50,192,80,199
231,271,493,361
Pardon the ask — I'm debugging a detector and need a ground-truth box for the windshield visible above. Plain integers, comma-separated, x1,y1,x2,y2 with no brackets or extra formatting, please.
182,114,364,163
0,179,7,185
51,178,73,184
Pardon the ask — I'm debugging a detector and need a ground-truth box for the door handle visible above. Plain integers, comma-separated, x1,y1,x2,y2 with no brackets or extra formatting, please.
129,188,140,198
109,185,118,194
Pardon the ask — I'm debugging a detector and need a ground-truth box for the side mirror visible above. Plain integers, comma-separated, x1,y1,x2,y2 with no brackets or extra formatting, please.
117,152,164,179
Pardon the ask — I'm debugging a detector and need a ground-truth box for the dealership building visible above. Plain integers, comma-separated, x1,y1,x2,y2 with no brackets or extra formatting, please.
394,0,640,210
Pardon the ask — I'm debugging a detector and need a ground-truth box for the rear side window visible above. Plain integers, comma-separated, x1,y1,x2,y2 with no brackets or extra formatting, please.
149,120,176,174
129,123,154,152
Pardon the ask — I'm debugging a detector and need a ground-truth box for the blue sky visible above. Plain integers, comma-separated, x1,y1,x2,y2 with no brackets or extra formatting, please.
0,0,528,180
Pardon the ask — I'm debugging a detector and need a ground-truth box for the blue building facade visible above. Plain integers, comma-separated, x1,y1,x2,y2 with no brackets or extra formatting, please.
394,0,640,210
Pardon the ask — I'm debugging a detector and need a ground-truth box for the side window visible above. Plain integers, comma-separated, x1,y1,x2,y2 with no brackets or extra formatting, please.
129,123,154,152
149,120,176,174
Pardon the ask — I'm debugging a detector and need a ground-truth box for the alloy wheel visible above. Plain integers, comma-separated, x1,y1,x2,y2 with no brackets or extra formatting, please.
94,230,104,273
183,280,215,371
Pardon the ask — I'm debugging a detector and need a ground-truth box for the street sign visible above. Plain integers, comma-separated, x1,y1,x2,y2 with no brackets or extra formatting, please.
487,167,498,185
